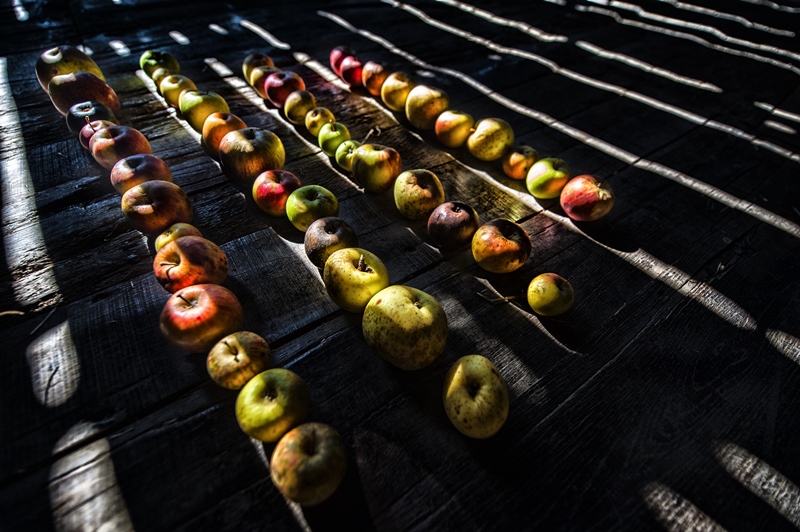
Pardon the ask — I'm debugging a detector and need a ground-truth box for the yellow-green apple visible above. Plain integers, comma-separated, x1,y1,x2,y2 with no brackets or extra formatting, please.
36,45,104,93
48,71,121,116
526,157,571,200
178,89,230,132
502,145,539,181
427,201,480,251
218,127,286,189
286,185,339,232
381,71,416,112
159,74,196,108
466,118,514,162
79,119,117,151
252,169,303,217
334,140,360,172
90,124,152,170
110,153,172,195
559,174,615,222
139,49,180,78
471,218,531,274
151,67,173,91
201,111,247,159
248,65,282,99
271,422,347,507
394,169,445,220
235,368,310,442
434,110,474,149
318,122,350,157
323,247,389,313
405,85,449,130
155,222,202,252
361,61,389,97
329,45,356,76
304,217,359,269
305,107,336,137
121,180,193,236
351,144,403,193
153,235,229,293
160,283,244,353
526,273,574,316
283,90,317,125
339,56,363,87
265,71,306,109
242,52,274,83
442,354,509,439
65,100,118,134
207,331,271,390
362,285,448,370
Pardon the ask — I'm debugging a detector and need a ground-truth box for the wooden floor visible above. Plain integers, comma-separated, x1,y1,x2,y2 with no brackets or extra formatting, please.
2,0,800,530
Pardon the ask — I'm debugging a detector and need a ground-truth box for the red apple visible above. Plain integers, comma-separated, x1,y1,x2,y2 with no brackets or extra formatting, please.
79,119,117,151
201,111,247,159
110,153,173,195
218,127,286,189
207,331,271,390
120,180,193,236
339,56,363,87
471,218,531,274
560,174,615,222
361,61,389,97
153,235,229,293
427,201,480,252
90,125,152,170
264,71,306,109
252,169,303,217
351,144,403,193
329,45,356,76
48,71,121,116
159,284,244,353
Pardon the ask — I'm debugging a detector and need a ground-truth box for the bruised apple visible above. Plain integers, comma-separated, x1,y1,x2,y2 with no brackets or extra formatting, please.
471,218,531,274
121,180,193,236
560,174,615,222
393,168,445,220
427,201,480,252
304,217,359,269
207,331,271,390
160,283,244,353
153,235,229,293
154,222,203,252
110,153,173,195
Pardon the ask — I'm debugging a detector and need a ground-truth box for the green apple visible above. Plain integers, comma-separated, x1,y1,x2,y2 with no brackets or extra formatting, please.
207,331,271,390
526,158,571,199
323,247,389,313
140,49,180,78
283,90,317,125
362,285,448,370
502,145,539,181
286,185,339,232
179,90,230,133
434,110,474,149
405,85,449,130
442,354,509,439
304,217,359,269
526,273,574,316
235,368,310,443
154,222,202,252
305,107,335,137
317,122,351,157
36,45,105,93
334,139,361,173
380,71,416,112
351,144,403,193
466,117,514,161
394,168,445,220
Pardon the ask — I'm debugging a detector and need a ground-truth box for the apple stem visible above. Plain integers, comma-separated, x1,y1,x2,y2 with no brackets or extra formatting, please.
176,293,196,307
357,254,373,273
477,292,522,305
360,127,379,144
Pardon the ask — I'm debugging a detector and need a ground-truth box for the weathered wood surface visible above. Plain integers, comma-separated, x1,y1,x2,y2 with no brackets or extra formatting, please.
2,0,800,530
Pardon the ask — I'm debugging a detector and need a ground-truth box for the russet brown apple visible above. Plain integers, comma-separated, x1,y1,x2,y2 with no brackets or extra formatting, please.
471,218,531,274
427,201,480,252
153,235,229,293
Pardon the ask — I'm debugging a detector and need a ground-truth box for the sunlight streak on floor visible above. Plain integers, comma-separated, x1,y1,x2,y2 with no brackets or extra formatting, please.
209,23,228,35
765,330,800,364
13,0,29,21
434,0,568,42
26,320,80,407
109,40,130,56
169,31,190,45
738,0,800,13
764,120,797,135
239,20,291,49
642,482,725,531
656,0,793,36
755,101,800,124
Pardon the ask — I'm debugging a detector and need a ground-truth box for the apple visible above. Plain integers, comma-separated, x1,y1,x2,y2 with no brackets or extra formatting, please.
283,90,317,125
154,222,203,252
153,235,229,293
242,52,274,83
434,110,475,149
323,247,389,313
110,153,173,195
304,216,359,269
178,89,230,132
248,65,282,99
526,273,575,316
526,157,571,199
207,331,271,390
285,185,339,232
48,71,121,116
351,144,403,193
65,100,118,134
218,127,286,189
381,71,416,112
201,111,247,159
120,180,193,236
329,45,356,76
339,56,363,87
427,201,480,252
442,354,509,439
159,74,197,108
317,122,351,157
466,118,514,162
405,85,449,130
90,125,152,170
151,67,174,91
252,169,303,217
235,368,310,442
265,70,306,109
160,283,244,353
471,218,531,274
334,139,361,173
394,169,445,220
305,107,336,138
502,145,539,181
559,174,615,222
271,422,347,507
362,285,448,370
78,119,117,151
361,61,389,97
36,45,104,93
139,49,180,78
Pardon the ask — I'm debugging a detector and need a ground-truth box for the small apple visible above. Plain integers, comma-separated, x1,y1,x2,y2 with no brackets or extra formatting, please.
526,157,571,200
65,100,118,134
139,49,180,78
329,45,356,76
466,118,514,162
178,89,230,132
351,144,403,193
90,125,152,170
264,70,306,109
559,174,615,222
121,180,193,236
427,201,480,252
207,331,271,390
160,283,244,353
502,145,539,181
78,119,117,151
361,61,389,97
471,218,531,274
248,65,282,99
286,185,339,232
434,110,475,149
151,67,174,90
442,354,509,439
405,85,449,130
339,56,363,87
218,127,286,189
318,121,351,157
252,169,303,217
362,285,448,370
242,52,274,83
334,139,361,173
154,222,203,252
235,368,310,442
110,153,173,195
394,169,445,220
48,71,121,116
201,111,247,159
305,107,336,138
283,90,317,125
159,74,197,108
36,45,104,93
381,71,416,112
323,247,389,313
153,235,229,293
304,216,359,269
271,422,347,507
526,273,575,316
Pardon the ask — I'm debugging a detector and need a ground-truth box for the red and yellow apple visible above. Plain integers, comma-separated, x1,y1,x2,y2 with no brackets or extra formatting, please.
264,70,306,109
252,169,303,217
434,110,475,149
559,174,615,222
120,180,193,236
526,273,575,316
154,222,203,252
218,127,286,189
201,111,247,159
153,235,229,293
502,145,539,181
207,331,271,390
361,61,389,97
160,283,244,353
351,144,403,193
90,124,152,170
110,153,172,195
471,218,531,274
